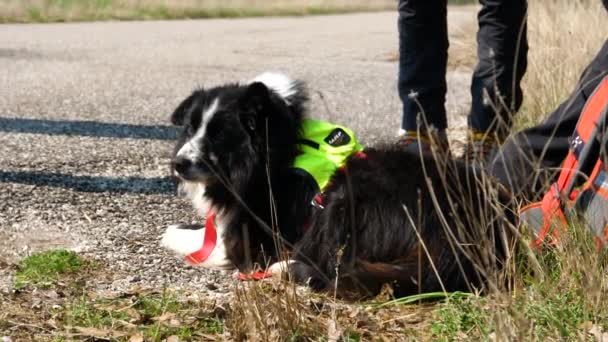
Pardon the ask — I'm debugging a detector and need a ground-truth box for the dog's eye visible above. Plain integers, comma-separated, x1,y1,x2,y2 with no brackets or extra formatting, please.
245,116,256,131
209,152,218,164
185,125,195,136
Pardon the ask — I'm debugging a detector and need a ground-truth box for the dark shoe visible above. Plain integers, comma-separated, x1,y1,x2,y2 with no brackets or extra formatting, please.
461,129,502,164
396,129,450,157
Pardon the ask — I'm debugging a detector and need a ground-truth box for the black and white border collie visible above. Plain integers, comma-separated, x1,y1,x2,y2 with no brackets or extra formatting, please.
162,72,514,297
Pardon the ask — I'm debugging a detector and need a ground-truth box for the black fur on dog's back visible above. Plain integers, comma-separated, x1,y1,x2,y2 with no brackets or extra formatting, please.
166,73,514,297
290,147,515,297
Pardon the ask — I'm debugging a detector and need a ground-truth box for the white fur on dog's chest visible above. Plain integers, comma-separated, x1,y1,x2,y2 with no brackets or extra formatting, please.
178,181,210,217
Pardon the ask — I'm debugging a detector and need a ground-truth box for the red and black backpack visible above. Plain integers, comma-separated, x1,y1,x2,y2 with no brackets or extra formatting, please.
520,76,608,249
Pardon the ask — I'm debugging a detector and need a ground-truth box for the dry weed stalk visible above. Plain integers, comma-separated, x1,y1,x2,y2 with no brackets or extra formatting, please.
519,0,608,127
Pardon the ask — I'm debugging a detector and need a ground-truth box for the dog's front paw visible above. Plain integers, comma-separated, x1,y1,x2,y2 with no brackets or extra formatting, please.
160,223,234,270
267,260,296,277
161,224,204,257
287,260,327,291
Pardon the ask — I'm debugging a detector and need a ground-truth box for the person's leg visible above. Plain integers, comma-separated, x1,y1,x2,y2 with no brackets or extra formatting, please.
491,39,608,201
469,0,528,139
398,0,448,133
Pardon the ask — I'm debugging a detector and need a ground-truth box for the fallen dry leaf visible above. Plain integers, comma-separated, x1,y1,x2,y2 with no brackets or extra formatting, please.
195,333,221,341
73,326,127,338
152,312,176,323
327,319,340,342
589,325,608,342
348,307,360,318
129,332,144,342
122,307,142,322
94,302,120,311
168,319,182,327
116,319,137,329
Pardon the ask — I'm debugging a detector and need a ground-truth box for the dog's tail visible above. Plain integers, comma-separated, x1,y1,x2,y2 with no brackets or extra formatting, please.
251,71,308,116
352,260,418,283
343,260,445,296
288,258,432,295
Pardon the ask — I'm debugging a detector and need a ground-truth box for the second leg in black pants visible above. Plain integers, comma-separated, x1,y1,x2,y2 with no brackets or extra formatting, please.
398,0,448,133
469,0,528,138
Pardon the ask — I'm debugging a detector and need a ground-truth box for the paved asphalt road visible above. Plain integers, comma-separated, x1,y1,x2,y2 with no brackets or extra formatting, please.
0,9,475,293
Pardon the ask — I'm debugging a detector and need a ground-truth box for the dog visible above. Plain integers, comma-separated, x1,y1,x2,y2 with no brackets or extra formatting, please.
162,72,515,297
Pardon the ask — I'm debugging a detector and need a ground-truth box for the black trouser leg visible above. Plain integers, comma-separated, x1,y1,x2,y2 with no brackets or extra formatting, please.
398,0,448,131
469,0,528,136
490,39,608,201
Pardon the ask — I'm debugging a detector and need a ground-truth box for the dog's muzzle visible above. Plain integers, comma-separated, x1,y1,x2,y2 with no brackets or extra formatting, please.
172,157,211,181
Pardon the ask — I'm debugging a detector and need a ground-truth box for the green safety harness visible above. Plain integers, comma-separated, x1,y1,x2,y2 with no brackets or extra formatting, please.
293,119,364,193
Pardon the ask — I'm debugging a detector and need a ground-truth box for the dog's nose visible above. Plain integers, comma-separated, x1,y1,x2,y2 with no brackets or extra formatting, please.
173,157,192,175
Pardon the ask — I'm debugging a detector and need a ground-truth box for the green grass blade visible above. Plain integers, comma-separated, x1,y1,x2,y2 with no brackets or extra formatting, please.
373,291,474,308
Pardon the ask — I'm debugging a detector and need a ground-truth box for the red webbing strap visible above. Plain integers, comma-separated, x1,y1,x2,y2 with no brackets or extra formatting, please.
585,160,602,190
575,76,608,143
556,153,578,198
559,76,608,196
235,271,273,281
532,184,568,248
581,160,608,251
185,211,218,265
585,160,608,195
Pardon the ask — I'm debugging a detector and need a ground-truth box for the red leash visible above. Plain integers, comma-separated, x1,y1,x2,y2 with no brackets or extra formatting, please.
184,211,218,265
235,271,273,281
182,212,272,280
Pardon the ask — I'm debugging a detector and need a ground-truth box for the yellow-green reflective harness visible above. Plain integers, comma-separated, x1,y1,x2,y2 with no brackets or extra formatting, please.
292,119,364,192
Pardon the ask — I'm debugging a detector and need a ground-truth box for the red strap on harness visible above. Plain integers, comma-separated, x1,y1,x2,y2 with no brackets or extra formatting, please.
235,271,273,281
352,151,368,159
185,211,218,265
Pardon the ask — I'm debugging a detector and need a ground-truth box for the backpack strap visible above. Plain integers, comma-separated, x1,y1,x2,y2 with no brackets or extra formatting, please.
572,158,608,249
529,184,568,247
563,76,608,195
521,76,608,247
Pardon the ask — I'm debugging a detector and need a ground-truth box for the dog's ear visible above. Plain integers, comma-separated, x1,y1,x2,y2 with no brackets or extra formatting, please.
243,82,271,114
240,82,271,132
170,90,202,126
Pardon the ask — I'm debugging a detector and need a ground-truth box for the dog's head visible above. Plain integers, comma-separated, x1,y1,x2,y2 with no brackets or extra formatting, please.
169,72,308,206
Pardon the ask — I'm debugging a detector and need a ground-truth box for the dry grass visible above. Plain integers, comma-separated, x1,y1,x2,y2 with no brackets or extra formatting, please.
517,0,608,128
0,0,397,23
225,280,441,341
427,3,608,340
445,1,607,129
